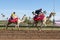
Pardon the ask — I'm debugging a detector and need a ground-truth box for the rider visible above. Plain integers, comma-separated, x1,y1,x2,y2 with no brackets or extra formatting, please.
35,8,42,15
11,12,18,19
9,12,18,22
35,8,42,18
34,8,42,20
34,8,45,21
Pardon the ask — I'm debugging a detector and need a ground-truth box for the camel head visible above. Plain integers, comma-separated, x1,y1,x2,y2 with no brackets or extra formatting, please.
50,12,56,16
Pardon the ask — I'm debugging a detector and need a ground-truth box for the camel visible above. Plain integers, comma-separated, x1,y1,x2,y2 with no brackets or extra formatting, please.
6,16,25,29
32,11,55,30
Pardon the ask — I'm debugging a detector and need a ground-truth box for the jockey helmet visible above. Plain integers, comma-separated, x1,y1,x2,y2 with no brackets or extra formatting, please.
13,12,15,14
39,8,42,11
35,8,42,15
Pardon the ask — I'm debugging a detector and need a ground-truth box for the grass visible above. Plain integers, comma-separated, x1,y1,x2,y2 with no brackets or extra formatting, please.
0,27,60,30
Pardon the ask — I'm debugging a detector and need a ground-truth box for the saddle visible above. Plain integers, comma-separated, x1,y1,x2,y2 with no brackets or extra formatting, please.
33,14,45,21
8,18,18,23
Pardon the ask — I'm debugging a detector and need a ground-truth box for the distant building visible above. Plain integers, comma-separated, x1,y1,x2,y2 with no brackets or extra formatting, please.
55,20,60,26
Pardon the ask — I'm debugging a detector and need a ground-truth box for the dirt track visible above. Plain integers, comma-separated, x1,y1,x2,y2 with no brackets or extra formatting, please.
0,30,60,39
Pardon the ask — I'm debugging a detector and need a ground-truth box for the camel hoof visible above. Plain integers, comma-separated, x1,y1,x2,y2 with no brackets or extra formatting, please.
12,28,13,30
6,27,8,30
2,28,6,30
37,27,40,31
39,30,42,31
18,28,19,30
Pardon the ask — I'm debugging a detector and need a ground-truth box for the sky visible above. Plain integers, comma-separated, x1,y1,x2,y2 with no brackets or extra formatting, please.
0,0,60,20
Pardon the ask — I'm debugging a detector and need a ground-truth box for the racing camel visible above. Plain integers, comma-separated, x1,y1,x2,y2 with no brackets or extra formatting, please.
6,13,26,30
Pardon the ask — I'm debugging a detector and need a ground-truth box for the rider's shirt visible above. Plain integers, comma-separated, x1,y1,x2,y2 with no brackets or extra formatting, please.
9,13,18,23
11,13,17,19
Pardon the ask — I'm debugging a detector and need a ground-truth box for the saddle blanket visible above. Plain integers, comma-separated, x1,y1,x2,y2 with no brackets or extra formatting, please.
8,18,18,23
33,14,45,21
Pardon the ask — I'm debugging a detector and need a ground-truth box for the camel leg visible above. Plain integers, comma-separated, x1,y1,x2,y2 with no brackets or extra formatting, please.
32,21,35,26
43,21,46,26
6,22,11,29
39,20,43,31
34,21,37,26
34,21,40,30
40,23,42,29
43,17,47,26
35,22,37,27
15,22,17,28
17,23,19,30
15,22,19,30
17,22,20,28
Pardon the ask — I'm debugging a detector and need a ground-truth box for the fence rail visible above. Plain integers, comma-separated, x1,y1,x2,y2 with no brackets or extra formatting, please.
0,20,60,28
0,24,60,28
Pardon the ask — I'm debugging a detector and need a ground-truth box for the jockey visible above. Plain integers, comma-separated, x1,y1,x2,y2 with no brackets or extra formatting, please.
9,12,18,23
34,8,42,18
35,8,42,15
34,8,45,21
11,12,18,19
34,12,45,21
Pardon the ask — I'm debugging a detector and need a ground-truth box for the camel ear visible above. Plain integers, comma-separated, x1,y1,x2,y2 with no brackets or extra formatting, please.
50,12,56,16
43,11,47,14
1,13,5,17
32,11,35,15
